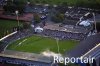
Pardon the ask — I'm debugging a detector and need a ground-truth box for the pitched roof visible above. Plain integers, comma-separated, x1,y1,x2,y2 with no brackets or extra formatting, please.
67,33,100,57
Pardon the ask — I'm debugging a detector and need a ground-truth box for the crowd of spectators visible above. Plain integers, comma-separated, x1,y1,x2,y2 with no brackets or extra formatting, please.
39,29,86,40
0,57,52,66
0,30,33,52
0,28,87,52
2,30,33,44
1,28,87,44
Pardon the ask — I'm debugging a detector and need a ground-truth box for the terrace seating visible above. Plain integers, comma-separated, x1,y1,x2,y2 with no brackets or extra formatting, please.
0,57,52,66
39,29,86,40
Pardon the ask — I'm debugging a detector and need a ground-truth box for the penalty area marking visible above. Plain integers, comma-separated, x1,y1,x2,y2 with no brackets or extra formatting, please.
18,39,27,46
14,39,27,49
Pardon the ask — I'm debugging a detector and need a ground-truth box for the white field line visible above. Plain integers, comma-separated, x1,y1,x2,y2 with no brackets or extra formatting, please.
3,34,27,53
13,39,27,49
80,43,100,58
2,31,18,53
18,39,27,46
0,31,17,41
2,44,9,53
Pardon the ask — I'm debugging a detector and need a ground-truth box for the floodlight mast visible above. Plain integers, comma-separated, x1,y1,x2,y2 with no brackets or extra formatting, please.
76,16,83,26
15,10,20,31
93,13,97,33
27,1,30,5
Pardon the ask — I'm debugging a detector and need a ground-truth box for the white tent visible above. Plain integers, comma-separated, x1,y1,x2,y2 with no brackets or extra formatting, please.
35,26,43,33
31,25,34,28
79,20,91,27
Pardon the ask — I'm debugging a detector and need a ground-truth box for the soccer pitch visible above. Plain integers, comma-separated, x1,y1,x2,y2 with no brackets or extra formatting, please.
7,35,79,54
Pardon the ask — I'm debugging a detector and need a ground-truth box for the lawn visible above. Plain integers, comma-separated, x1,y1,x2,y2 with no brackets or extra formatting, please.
20,0,78,5
7,35,79,54
0,19,23,38
18,0,96,6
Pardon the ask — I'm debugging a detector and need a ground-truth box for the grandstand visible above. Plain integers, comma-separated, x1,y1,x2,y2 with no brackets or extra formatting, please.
0,56,52,66
67,33,100,66
0,0,100,66
0,50,52,63
43,23,92,34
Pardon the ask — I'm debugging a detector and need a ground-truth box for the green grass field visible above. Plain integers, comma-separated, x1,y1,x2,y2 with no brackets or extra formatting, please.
0,19,23,38
18,0,97,6
15,0,76,4
7,35,79,54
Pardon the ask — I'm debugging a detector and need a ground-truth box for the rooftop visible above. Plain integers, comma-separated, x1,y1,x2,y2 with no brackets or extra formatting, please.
67,33,100,58
0,50,52,63
43,23,92,34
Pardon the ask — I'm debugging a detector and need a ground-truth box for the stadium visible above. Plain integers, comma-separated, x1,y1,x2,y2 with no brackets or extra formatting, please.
0,0,100,66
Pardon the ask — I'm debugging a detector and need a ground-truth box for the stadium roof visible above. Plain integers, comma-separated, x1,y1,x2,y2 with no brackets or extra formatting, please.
0,50,52,63
43,23,92,34
67,33,100,58
81,44,100,59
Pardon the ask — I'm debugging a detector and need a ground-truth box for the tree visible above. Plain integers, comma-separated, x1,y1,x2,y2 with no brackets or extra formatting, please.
23,23,30,29
55,5,68,13
3,0,16,14
96,0,100,4
51,13,65,23
61,2,68,6
13,0,26,14
34,14,41,24
3,0,26,14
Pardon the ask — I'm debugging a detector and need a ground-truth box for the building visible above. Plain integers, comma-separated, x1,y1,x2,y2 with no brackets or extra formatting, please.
67,33,100,66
